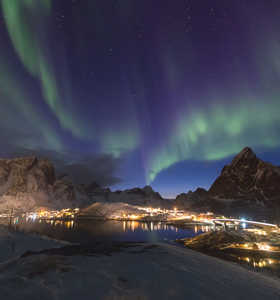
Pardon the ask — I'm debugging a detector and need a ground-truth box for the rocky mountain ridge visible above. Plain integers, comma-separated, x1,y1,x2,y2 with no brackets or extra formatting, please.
85,184,171,208
0,156,170,211
0,156,90,211
175,147,280,212
209,147,280,203
0,147,280,213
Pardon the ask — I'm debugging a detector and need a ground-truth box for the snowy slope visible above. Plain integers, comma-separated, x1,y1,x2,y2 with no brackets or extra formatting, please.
0,228,280,300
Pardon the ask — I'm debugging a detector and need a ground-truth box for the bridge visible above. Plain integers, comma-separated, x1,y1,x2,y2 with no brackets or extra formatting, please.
211,218,279,230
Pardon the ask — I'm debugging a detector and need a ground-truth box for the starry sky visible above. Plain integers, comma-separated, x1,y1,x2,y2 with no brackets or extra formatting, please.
0,0,280,198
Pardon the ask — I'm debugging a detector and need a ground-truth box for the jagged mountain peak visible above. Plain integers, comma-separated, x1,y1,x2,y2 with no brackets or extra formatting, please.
209,147,280,202
0,155,92,211
230,147,258,168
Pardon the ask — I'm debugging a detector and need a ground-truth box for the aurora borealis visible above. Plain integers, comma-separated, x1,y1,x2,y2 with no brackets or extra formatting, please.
1,0,280,197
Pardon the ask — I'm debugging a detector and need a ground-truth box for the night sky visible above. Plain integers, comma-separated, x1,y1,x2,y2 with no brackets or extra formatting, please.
1,0,280,197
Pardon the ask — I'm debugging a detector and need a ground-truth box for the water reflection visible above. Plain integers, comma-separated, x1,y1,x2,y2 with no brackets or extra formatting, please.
0,215,216,244
236,256,280,269
5,217,212,244
194,225,211,234
41,219,75,229
121,221,181,232
19,218,211,234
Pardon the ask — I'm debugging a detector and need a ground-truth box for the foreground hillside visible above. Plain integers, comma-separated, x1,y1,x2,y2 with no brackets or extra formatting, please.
0,226,280,300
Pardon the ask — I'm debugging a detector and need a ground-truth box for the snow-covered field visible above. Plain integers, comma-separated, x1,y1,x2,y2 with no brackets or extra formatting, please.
1,225,280,300
0,225,64,263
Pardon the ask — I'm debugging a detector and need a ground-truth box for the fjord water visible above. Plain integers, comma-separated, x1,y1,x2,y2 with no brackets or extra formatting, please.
5,218,280,274
10,218,209,244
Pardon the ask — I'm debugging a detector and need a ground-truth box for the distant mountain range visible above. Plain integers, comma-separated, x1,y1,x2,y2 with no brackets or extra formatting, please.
0,156,170,211
0,147,280,213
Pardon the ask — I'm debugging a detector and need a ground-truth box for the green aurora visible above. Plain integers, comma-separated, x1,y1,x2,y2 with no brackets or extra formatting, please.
146,98,280,183
1,0,280,193
1,0,88,140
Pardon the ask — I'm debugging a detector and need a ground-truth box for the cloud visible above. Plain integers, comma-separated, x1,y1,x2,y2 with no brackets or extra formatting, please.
58,154,122,186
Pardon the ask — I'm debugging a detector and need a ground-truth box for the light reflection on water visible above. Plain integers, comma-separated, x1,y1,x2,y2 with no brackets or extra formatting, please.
8,218,211,244
4,217,280,273
194,225,211,234
33,218,211,234
236,256,280,270
121,221,181,232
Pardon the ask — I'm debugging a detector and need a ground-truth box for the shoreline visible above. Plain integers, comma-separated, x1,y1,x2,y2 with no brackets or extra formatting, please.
3,215,280,283
4,218,280,280
1,230,280,299
1,223,280,299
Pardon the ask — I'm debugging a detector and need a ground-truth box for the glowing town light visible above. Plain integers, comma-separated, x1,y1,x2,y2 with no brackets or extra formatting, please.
268,259,274,265
130,215,139,219
257,243,271,251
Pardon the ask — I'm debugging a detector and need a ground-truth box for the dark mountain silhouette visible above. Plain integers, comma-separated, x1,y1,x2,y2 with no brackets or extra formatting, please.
209,147,280,204
175,147,280,213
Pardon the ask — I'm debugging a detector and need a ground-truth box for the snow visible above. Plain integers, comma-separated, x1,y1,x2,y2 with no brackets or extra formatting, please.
81,202,144,218
0,225,64,263
0,225,280,299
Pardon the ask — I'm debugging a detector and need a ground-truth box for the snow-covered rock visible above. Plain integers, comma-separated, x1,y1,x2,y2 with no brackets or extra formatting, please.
80,202,145,219
0,156,170,212
0,225,63,263
0,156,92,211
89,185,171,208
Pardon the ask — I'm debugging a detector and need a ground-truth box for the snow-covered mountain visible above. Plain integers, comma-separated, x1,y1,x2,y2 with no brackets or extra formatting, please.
1,147,280,213
0,156,171,211
88,185,171,208
0,156,91,211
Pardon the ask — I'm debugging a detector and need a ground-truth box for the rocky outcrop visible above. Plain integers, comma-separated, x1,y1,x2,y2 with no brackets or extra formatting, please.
0,156,172,212
181,231,247,251
0,157,55,196
174,188,209,209
209,147,280,205
80,202,144,219
3,147,279,214
98,185,171,208
75,183,172,211
174,147,280,212
0,156,91,211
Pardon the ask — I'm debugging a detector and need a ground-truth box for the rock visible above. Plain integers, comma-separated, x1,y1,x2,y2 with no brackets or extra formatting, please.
53,179,76,207
80,202,144,219
181,231,247,251
0,156,91,211
0,156,171,212
85,184,170,208
85,182,101,193
107,186,170,208
209,147,280,205
174,147,280,213
174,188,209,209
0,157,55,198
